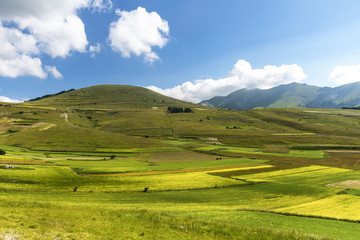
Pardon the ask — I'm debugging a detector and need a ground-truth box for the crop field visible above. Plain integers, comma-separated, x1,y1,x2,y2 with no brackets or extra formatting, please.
2,92,360,239
1,142,360,239
194,145,325,158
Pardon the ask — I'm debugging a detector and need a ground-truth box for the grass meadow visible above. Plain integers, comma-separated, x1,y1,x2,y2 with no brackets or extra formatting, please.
1,142,360,239
1,91,360,239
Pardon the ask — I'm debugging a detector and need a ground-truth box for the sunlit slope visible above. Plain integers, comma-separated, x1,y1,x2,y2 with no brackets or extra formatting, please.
0,101,168,151
28,85,196,109
1,85,360,150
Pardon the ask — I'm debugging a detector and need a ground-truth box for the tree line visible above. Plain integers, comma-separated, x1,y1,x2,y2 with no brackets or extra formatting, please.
27,89,75,102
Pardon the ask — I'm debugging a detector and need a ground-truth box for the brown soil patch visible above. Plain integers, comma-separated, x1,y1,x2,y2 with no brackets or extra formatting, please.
326,150,360,153
326,180,360,190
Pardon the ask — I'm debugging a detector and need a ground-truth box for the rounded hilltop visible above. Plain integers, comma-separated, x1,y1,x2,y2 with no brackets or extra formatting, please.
27,84,196,109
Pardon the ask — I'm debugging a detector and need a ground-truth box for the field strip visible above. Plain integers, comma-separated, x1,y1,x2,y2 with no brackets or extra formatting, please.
207,165,273,173
237,208,360,223
83,163,269,176
17,104,56,110
232,165,329,179
231,165,351,183
326,150,360,153
272,133,315,136
276,195,360,221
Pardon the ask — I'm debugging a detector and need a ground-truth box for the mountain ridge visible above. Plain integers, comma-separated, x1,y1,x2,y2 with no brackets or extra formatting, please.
200,82,360,110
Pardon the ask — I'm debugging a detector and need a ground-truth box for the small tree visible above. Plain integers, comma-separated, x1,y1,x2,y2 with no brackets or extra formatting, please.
0,149,6,155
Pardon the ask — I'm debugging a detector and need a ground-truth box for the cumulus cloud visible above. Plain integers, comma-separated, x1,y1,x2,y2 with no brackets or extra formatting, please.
0,0,89,58
0,96,22,103
89,43,101,57
147,60,307,103
329,64,360,85
0,0,112,78
108,7,169,63
0,24,46,78
45,66,63,79
0,55,46,79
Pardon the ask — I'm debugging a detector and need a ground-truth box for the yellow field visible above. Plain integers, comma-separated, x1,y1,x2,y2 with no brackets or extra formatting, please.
277,195,360,221
207,165,273,173
82,171,247,192
232,165,351,182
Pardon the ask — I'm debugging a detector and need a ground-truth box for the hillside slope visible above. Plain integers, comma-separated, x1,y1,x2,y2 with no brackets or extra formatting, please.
1,84,360,151
29,85,196,109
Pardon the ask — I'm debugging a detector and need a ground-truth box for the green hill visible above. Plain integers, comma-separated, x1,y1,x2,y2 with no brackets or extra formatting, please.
1,84,360,151
200,82,360,110
29,84,195,109
0,85,200,151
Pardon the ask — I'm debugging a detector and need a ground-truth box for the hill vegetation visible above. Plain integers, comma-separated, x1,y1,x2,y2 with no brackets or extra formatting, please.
1,84,360,239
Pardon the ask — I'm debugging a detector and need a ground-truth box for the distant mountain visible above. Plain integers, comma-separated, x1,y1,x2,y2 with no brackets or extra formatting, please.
200,82,360,110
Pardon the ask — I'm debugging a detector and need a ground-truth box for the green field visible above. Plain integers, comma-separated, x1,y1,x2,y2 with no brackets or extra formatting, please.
1,85,360,239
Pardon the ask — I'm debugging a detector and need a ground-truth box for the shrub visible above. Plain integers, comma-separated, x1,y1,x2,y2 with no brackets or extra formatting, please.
167,107,184,113
167,107,192,113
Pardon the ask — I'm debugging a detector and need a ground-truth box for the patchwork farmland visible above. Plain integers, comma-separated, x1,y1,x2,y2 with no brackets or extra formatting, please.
1,85,360,239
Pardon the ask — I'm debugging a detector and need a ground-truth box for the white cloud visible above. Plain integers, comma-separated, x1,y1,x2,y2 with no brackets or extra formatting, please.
0,0,89,58
108,7,169,63
89,43,101,57
0,96,22,103
147,59,307,103
0,55,46,79
329,64,360,85
0,0,112,78
90,0,112,12
0,24,46,78
45,66,63,79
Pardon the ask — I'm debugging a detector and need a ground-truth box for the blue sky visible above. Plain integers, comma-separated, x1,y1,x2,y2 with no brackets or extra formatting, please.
1,0,360,102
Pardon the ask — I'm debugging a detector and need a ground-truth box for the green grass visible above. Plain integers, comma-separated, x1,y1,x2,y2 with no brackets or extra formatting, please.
0,205,333,240
2,86,360,238
63,157,266,175
194,145,325,158
0,188,355,239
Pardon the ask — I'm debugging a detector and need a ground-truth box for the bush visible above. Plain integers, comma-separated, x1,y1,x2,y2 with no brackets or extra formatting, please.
167,107,184,113
167,107,192,113
0,149,6,155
